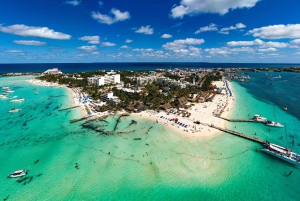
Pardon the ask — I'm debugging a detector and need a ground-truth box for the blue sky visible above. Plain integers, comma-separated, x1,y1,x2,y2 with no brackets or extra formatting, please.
1,0,300,63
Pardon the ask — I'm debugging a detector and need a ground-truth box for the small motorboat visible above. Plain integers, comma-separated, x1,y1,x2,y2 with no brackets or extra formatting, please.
283,106,288,111
8,169,27,178
9,108,21,113
10,98,25,102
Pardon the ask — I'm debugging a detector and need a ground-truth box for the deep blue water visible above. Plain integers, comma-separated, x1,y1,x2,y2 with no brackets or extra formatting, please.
237,72,300,121
1,62,300,74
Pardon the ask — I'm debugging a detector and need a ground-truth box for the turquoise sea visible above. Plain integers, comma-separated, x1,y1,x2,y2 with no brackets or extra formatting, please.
1,73,300,201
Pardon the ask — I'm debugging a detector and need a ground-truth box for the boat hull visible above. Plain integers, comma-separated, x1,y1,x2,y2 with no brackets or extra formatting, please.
262,149,300,166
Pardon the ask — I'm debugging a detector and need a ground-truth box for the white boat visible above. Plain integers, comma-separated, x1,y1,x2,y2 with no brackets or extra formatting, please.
265,120,284,127
2,86,9,90
8,169,28,178
10,98,25,102
5,90,14,93
274,75,281,78
262,143,300,166
9,108,21,113
252,114,267,122
0,94,8,99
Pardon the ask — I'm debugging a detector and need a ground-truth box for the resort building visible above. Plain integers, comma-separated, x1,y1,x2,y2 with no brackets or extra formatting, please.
43,68,63,75
87,73,120,86
136,76,186,89
100,92,120,105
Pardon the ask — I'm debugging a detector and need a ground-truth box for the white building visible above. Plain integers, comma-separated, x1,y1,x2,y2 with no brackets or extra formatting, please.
136,76,186,89
87,73,120,86
100,92,120,105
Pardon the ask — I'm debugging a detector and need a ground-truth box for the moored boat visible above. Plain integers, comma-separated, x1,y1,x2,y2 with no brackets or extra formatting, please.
10,98,25,102
262,143,300,166
283,106,287,111
0,94,8,99
252,114,267,122
265,120,284,127
8,169,28,178
9,108,21,113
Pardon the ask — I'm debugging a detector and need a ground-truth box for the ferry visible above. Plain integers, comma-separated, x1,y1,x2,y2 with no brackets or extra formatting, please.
8,169,28,178
262,143,300,166
265,120,284,127
10,98,25,102
252,114,267,122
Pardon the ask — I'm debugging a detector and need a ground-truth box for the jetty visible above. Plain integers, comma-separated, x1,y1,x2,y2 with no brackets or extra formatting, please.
218,116,264,123
209,124,265,144
70,116,89,123
59,105,80,111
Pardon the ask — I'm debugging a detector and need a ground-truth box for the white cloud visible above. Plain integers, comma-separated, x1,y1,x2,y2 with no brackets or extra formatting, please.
132,48,154,52
120,45,130,49
125,39,132,43
13,40,46,46
219,23,246,34
101,42,116,46
290,39,300,45
98,1,103,6
205,47,254,55
227,39,289,48
6,50,24,53
64,0,81,6
78,36,100,44
247,24,300,39
227,39,264,46
170,0,259,18
162,38,204,51
135,25,153,35
161,34,172,38
0,24,71,39
195,23,218,34
91,9,130,25
258,48,277,52
91,52,100,55
77,45,98,52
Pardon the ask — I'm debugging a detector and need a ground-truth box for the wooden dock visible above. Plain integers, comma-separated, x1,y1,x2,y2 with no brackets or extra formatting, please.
209,124,265,144
59,106,80,111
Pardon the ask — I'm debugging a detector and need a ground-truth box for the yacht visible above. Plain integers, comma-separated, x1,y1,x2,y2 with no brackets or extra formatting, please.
265,120,284,127
10,98,25,102
252,114,267,122
8,169,28,178
262,143,300,166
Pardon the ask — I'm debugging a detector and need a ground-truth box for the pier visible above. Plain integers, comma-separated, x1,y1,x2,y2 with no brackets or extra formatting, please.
218,116,264,123
208,124,265,144
70,116,89,123
59,105,80,111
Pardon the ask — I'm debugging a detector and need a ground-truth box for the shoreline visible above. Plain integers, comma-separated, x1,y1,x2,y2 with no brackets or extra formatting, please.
26,78,236,138
132,80,236,138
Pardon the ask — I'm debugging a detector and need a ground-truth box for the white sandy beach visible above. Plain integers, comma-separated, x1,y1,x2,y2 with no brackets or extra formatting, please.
132,80,235,138
27,78,235,138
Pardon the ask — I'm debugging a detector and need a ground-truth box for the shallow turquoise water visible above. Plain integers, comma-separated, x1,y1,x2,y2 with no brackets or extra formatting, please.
0,75,300,200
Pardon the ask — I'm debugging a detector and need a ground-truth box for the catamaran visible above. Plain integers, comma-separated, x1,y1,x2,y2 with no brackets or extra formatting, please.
262,142,300,166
